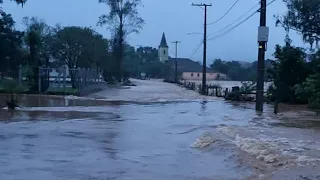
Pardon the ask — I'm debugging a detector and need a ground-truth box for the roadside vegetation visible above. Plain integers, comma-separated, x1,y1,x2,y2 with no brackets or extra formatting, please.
1,0,320,114
0,0,170,95
268,0,320,113
209,0,320,114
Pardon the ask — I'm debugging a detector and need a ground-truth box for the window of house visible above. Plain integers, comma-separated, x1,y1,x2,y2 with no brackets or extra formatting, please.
197,73,200,77
191,73,194,77
163,50,166,55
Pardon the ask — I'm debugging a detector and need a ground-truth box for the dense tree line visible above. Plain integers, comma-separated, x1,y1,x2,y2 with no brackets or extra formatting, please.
269,0,320,113
209,59,272,81
0,0,169,92
3,0,320,114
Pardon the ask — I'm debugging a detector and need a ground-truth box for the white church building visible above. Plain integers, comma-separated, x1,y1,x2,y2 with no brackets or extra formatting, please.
158,33,227,80
158,33,169,62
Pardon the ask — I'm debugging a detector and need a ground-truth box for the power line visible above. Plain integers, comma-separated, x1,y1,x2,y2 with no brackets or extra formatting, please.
266,0,277,8
208,11,257,41
208,2,260,37
207,0,240,26
192,3,212,95
172,41,181,82
189,41,203,58
198,6,204,10
207,0,277,41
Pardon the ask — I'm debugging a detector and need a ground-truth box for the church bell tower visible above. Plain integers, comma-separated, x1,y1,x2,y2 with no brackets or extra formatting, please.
158,32,169,62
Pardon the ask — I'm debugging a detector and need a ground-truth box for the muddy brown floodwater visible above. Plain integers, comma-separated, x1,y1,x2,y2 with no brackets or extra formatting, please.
0,79,320,180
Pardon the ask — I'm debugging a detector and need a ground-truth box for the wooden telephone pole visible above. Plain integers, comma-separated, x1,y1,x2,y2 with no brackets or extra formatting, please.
172,41,181,82
192,3,212,95
256,0,268,112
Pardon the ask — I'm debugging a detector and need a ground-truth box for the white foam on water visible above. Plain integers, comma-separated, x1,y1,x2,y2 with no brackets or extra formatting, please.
296,155,320,165
216,126,320,166
191,132,216,148
234,135,284,164
216,126,238,140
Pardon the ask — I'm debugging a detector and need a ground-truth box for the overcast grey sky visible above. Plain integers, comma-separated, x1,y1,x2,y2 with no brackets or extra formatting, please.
3,0,306,63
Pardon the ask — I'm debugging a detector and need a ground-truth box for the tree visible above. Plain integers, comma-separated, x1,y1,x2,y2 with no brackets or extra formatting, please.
23,17,54,67
277,0,320,48
123,44,140,78
306,50,320,74
295,66,320,114
269,36,308,104
210,58,228,74
135,46,171,78
0,11,24,79
90,34,109,70
51,26,108,87
143,60,170,78
136,46,158,63
22,17,55,92
0,0,26,14
122,45,170,79
210,60,256,81
0,0,26,4
98,0,144,81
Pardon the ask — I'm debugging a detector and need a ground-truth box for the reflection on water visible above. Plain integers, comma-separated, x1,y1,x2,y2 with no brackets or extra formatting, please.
0,110,109,121
0,93,320,179
0,94,129,108
200,100,207,112
0,96,254,180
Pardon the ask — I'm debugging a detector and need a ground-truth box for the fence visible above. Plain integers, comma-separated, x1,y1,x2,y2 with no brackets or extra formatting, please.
38,67,104,95
180,81,226,97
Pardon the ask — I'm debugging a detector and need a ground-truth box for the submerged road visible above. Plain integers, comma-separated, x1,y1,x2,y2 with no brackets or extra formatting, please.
0,79,320,180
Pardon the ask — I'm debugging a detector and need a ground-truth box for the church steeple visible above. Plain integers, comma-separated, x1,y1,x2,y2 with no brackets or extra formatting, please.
159,33,168,48
158,32,169,62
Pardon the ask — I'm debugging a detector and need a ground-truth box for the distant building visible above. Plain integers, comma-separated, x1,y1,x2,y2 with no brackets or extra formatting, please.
166,58,227,80
157,33,227,80
158,33,169,62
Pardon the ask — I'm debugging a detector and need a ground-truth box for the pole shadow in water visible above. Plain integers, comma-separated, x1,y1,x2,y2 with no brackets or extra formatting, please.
201,100,207,112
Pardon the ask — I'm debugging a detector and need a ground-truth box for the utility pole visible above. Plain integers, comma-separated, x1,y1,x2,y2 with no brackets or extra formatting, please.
256,0,268,112
192,3,212,95
172,41,181,83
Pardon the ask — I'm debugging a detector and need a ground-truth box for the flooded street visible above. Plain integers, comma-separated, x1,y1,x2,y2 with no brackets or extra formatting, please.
1,79,320,179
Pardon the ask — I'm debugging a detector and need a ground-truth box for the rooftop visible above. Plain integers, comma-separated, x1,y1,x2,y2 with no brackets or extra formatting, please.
167,57,216,73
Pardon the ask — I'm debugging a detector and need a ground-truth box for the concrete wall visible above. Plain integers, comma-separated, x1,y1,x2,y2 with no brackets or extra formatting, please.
182,72,227,80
